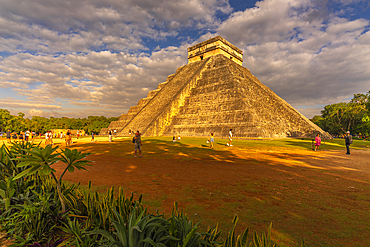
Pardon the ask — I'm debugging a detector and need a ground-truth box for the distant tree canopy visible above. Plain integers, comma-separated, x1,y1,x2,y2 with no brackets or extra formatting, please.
311,91,370,136
0,109,118,134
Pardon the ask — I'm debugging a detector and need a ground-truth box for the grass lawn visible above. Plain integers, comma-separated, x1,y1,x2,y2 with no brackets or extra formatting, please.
3,136,370,246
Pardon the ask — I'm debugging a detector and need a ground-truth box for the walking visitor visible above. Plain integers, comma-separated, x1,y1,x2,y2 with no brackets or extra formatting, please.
108,129,112,142
133,130,142,158
345,131,353,155
49,131,54,145
19,132,24,142
209,132,214,148
314,133,321,151
6,130,11,142
227,129,233,146
66,130,72,146
25,130,30,142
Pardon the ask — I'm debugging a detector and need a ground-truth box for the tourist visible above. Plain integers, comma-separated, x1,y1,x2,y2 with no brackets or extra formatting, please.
133,130,142,158
227,129,233,146
91,131,95,142
6,129,11,143
66,130,72,146
114,129,117,138
19,132,24,142
49,131,54,145
108,129,112,142
314,133,321,151
29,131,33,142
25,130,30,142
77,130,80,139
45,131,49,145
345,131,353,155
12,132,17,141
209,132,214,148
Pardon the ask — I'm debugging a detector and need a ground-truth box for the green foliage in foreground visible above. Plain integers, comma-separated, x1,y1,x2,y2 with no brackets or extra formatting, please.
0,142,305,247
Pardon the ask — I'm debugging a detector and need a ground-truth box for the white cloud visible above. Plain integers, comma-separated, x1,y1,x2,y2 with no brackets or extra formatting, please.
0,43,189,117
216,0,370,115
0,0,369,119
0,0,231,55
28,108,45,117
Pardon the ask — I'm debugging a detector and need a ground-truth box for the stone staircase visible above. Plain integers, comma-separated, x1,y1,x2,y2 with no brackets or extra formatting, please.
162,55,263,137
101,66,185,136
117,58,210,136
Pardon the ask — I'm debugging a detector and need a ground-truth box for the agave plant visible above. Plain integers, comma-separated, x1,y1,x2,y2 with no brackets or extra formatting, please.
4,190,68,246
219,215,307,247
60,217,99,247
90,207,173,247
80,186,145,231
90,202,217,247
0,176,16,210
168,202,215,247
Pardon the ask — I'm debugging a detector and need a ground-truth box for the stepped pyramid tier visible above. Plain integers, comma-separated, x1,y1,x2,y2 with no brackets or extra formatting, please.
188,36,243,66
102,36,330,139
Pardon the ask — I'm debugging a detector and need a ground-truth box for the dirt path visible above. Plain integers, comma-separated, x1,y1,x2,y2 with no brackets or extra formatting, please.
53,138,370,247
55,146,370,194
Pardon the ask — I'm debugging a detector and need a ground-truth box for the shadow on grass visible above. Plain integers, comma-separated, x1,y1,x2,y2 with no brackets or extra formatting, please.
61,137,370,247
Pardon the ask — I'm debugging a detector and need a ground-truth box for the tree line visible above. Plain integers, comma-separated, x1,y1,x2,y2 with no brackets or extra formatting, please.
0,109,118,134
311,91,370,136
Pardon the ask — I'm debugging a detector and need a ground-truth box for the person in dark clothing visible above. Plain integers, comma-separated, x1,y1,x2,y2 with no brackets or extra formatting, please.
6,130,11,142
345,131,353,155
18,132,24,142
133,131,142,158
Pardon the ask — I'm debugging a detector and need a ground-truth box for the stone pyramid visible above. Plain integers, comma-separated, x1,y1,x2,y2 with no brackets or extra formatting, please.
103,36,330,139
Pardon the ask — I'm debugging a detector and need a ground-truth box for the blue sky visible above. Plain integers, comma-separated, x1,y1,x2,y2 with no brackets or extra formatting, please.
0,0,369,119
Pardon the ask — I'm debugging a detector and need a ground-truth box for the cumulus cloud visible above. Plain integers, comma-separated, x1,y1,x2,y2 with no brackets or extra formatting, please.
217,0,370,117
0,0,231,54
0,0,369,119
0,44,189,117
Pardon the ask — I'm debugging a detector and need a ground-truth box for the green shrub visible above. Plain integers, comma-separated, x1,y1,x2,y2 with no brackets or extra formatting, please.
2,191,68,246
79,185,145,231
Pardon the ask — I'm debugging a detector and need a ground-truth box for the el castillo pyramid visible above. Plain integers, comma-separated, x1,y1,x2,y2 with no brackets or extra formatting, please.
102,36,330,139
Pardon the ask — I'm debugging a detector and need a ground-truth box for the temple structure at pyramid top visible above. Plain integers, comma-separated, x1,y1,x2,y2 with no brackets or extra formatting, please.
101,36,331,139
187,36,243,65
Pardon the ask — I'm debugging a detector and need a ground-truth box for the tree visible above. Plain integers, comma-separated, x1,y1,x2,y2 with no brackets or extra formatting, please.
312,91,370,135
0,109,119,134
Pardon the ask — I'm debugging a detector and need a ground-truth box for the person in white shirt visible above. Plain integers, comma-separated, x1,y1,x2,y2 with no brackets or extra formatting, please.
45,131,50,145
227,129,233,147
